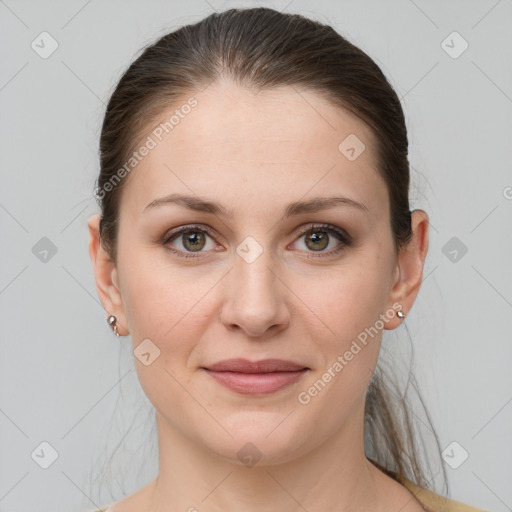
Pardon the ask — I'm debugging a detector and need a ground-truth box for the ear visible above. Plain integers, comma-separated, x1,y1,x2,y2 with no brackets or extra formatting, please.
87,214,129,336
384,209,429,330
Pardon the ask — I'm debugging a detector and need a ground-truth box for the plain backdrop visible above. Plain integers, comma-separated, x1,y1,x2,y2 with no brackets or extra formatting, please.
1,1,511,511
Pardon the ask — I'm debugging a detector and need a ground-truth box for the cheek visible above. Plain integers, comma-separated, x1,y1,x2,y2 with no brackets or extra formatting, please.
294,265,387,425
300,248,393,391
316,279,383,386
310,257,393,342
116,253,214,412
116,247,214,345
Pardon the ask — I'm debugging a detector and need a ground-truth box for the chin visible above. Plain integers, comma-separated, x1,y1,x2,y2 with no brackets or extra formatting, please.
199,415,314,468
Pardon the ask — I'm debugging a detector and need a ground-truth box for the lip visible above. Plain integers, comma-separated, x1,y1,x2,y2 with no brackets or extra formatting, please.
202,358,309,395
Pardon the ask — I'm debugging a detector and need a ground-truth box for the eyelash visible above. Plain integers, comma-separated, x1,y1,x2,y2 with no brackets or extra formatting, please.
162,223,352,260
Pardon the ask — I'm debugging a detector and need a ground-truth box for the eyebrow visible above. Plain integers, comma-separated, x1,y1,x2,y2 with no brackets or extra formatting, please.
143,193,369,219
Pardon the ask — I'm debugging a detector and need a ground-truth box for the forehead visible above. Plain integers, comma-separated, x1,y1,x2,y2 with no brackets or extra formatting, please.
170,80,376,161
121,79,388,220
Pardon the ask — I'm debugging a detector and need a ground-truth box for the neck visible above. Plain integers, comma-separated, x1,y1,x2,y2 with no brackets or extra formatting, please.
146,404,385,512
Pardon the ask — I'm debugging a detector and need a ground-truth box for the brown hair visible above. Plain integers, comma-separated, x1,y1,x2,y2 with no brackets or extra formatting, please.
94,6,446,494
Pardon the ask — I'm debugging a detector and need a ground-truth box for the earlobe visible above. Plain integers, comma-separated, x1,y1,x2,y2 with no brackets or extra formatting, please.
385,209,429,330
87,214,129,336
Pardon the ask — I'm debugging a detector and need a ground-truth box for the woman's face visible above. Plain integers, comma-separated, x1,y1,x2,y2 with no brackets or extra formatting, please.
92,79,424,466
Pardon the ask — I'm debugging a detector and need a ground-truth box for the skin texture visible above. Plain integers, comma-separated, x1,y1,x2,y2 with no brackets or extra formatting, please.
88,79,429,512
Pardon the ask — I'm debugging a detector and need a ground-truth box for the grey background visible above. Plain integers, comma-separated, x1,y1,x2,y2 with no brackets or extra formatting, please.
1,0,511,511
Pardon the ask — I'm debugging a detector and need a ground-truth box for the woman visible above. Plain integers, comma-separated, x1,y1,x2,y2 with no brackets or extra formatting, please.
88,7,486,511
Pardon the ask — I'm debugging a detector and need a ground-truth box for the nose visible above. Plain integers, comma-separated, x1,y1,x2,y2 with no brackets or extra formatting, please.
220,246,290,339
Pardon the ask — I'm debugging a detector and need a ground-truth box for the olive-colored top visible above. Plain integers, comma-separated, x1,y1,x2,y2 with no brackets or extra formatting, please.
393,472,489,512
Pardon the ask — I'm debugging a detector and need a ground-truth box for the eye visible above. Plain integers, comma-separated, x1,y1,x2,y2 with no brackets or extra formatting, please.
162,223,352,259
292,223,352,257
163,225,218,259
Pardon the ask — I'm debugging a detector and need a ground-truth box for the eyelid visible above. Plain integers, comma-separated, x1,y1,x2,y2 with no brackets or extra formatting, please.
162,223,220,244
294,223,352,244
